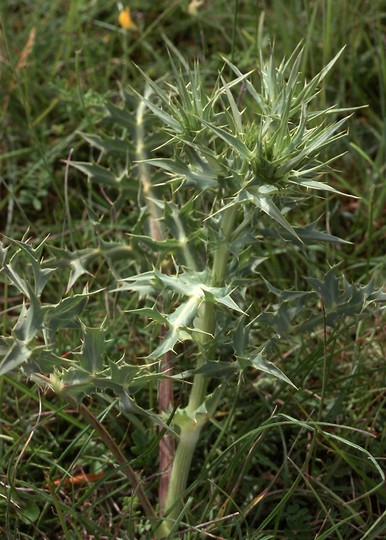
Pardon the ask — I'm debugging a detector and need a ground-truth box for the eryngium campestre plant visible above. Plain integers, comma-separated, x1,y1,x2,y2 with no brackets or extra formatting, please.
1,45,384,538
115,45,365,530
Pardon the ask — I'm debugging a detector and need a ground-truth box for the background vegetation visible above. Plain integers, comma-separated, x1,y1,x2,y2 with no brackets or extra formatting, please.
0,1,385,539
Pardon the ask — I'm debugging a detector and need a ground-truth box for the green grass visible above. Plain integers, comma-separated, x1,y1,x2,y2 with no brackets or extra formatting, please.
0,1,385,539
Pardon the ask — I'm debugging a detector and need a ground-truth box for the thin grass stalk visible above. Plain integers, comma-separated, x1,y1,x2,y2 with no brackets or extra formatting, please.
72,398,170,538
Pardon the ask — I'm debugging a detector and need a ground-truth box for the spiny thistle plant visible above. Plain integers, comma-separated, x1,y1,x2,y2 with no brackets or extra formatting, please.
1,46,384,537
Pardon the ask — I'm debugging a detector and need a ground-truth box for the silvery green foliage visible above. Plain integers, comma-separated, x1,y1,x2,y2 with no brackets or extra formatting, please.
1,48,384,411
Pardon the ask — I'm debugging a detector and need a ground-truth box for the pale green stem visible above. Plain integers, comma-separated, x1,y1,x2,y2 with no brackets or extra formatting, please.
163,419,203,523
174,213,199,272
136,97,197,271
211,205,238,286
136,90,164,242
163,204,238,531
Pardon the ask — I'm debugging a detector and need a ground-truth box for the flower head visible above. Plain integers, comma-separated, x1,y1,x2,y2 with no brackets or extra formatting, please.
118,6,137,30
